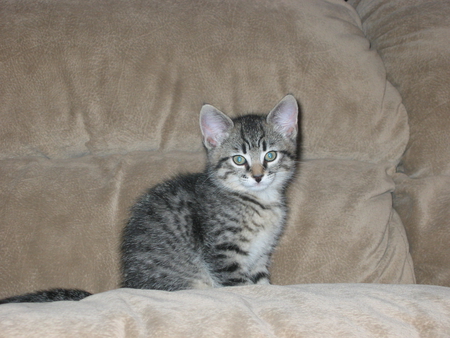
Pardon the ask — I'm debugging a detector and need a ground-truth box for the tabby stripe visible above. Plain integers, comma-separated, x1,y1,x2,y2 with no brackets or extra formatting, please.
280,164,293,171
211,225,241,237
216,262,240,273
239,235,251,242
240,127,251,149
229,192,268,210
280,150,296,160
221,226,241,234
218,171,234,180
251,222,265,229
251,272,269,284
215,243,249,256
257,132,266,148
242,143,247,154
212,254,228,260
222,278,249,286
223,216,241,224
242,222,258,233
230,202,261,217
215,157,230,169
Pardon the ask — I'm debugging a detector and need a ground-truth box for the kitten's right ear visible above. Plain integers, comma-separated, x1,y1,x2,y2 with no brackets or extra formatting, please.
200,104,234,149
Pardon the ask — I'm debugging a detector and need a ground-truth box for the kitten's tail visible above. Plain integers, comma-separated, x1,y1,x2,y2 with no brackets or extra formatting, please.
0,288,92,304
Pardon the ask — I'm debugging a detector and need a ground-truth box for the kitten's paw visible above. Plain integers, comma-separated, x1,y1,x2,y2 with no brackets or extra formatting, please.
191,279,215,289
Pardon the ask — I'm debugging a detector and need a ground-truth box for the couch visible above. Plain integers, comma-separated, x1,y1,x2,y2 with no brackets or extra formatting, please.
1,0,449,336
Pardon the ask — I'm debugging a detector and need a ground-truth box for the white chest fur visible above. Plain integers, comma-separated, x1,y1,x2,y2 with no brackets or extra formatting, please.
244,201,285,267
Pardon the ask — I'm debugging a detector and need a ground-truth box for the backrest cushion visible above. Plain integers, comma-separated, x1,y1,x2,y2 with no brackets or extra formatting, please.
351,0,450,286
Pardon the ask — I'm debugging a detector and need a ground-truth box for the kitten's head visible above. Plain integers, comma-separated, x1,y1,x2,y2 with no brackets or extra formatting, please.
200,95,298,197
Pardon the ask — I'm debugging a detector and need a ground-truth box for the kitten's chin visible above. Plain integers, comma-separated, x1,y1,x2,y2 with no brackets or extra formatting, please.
221,179,271,194
240,177,277,193
219,173,290,195
244,182,271,192
244,172,293,195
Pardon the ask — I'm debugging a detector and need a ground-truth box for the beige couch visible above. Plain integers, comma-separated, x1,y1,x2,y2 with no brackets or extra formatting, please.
1,0,450,336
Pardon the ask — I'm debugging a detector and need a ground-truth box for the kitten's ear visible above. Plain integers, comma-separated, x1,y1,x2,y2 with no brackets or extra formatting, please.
200,104,234,149
267,94,298,139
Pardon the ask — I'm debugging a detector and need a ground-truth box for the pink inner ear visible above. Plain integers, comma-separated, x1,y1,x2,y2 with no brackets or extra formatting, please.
276,111,297,133
269,96,298,137
200,105,233,148
201,115,224,147
205,136,218,147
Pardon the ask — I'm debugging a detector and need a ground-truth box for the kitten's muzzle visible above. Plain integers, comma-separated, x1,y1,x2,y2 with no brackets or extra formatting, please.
251,163,265,183
253,175,263,183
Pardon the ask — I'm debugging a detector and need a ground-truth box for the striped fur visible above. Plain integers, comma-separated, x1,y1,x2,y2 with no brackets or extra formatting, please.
122,95,298,291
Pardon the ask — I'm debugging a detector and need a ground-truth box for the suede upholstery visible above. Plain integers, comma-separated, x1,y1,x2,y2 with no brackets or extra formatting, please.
351,0,450,287
0,0,449,336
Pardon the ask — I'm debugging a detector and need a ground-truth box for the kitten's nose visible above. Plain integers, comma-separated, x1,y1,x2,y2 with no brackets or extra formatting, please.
253,175,263,183
251,164,264,183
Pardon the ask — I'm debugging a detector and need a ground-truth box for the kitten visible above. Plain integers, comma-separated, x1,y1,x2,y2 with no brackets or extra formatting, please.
122,94,298,290
0,94,298,303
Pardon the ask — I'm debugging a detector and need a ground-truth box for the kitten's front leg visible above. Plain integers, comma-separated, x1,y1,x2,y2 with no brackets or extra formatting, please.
217,266,256,287
248,268,271,285
217,262,271,287
247,254,271,285
254,273,271,285
210,255,256,287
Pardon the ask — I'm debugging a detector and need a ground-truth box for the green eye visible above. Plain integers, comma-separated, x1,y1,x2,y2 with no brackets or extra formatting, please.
264,151,277,162
232,155,247,165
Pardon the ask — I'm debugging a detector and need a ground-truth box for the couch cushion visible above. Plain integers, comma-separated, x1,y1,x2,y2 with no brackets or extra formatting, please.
0,0,407,162
2,285,450,337
0,0,413,298
272,160,413,284
352,0,450,286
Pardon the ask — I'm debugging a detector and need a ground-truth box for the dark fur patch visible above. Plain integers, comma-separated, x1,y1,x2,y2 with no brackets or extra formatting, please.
0,288,91,304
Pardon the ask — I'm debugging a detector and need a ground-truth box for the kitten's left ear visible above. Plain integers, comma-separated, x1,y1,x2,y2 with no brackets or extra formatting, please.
200,104,234,149
267,94,298,139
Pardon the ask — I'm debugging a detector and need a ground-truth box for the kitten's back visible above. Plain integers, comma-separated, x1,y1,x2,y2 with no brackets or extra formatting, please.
122,173,218,290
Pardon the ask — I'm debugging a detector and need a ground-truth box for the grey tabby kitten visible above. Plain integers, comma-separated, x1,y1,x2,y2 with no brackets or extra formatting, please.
0,95,298,303
122,94,299,290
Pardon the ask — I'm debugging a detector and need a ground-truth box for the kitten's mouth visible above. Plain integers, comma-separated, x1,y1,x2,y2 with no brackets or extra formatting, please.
244,177,272,191
250,184,269,191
